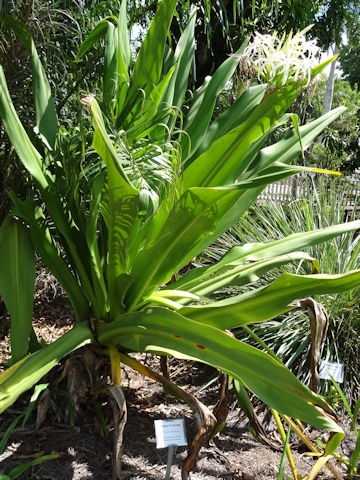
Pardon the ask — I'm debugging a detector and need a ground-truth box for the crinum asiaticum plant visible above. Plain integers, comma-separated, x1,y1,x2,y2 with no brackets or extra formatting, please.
1,1,360,476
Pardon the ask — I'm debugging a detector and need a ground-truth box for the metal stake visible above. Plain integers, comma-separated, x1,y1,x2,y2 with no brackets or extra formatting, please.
165,446,176,480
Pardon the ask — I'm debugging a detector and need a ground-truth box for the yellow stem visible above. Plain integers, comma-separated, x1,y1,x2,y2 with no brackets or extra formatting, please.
271,408,298,480
281,415,344,480
109,346,121,386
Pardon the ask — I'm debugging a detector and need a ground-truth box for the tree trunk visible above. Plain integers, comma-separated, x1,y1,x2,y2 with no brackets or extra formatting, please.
322,44,339,115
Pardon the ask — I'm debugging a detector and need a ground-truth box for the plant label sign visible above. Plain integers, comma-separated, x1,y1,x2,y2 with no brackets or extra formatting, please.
319,360,344,383
154,418,188,449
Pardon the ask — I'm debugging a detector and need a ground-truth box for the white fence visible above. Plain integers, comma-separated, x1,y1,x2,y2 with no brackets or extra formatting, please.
259,175,305,202
259,172,360,206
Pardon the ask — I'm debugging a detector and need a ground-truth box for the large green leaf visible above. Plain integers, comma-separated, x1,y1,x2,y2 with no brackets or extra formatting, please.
176,175,276,266
76,17,130,114
0,324,93,414
0,25,127,315
2,15,58,148
161,6,197,120
170,220,360,292
171,162,309,273
126,161,309,311
118,0,131,70
183,84,298,188
184,252,318,298
188,84,267,162
189,113,292,245
76,19,109,59
86,173,109,317
0,70,92,301
104,22,120,109
0,217,35,362
245,106,347,176
116,2,131,114
10,196,90,322
125,187,241,310
88,98,139,316
176,107,346,260
128,65,176,132
180,270,360,329
113,0,131,114
181,41,248,161
0,67,48,189
182,106,345,256
182,77,210,130
23,175,99,316
97,307,341,432
311,55,339,80
104,20,130,114
128,0,178,99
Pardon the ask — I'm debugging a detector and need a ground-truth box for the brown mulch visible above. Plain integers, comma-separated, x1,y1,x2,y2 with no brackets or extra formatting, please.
0,274,358,479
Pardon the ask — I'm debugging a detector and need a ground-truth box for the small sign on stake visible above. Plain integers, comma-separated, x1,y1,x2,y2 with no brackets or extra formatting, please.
154,418,187,449
319,360,344,383
154,419,188,479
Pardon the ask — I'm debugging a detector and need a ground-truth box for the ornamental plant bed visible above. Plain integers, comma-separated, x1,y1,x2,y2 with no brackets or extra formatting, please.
0,283,358,480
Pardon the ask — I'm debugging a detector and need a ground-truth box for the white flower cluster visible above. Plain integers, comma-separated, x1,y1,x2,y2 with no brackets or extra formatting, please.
241,26,321,87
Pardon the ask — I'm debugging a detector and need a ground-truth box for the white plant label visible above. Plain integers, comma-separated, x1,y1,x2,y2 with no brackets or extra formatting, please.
154,418,188,449
319,360,344,383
